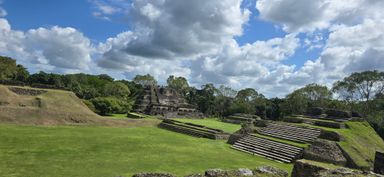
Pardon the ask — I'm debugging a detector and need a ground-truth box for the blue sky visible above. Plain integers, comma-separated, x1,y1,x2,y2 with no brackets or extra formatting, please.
3,0,127,41
0,0,383,97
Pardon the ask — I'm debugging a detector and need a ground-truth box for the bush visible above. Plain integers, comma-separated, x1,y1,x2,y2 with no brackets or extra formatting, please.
90,97,123,116
83,100,97,113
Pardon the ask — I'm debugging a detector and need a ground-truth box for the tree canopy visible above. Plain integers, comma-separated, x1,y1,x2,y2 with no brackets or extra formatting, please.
133,74,157,86
167,75,189,95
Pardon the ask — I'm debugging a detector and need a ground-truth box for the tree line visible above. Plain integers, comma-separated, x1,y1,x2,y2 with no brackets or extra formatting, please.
1,56,383,139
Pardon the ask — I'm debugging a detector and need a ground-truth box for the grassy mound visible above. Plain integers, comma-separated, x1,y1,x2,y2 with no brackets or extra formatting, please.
0,85,150,126
338,121,384,169
0,124,292,177
288,121,384,169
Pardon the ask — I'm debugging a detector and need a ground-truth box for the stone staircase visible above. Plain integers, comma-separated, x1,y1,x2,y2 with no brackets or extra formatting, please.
232,134,304,163
159,119,230,140
259,123,321,143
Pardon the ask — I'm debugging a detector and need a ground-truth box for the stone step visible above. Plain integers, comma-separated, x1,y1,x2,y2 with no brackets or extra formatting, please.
261,127,320,139
164,120,222,134
235,140,298,158
232,144,292,163
259,129,319,140
232,134,304,163
267,125,320,134
268,123,321,133
258,131,311,143
239,137,302,154
159,123,214,139
270,123,321,130
173,120,223,132
260,129,320,139
243,138,303,153
247,134,303,150
231,146,290,163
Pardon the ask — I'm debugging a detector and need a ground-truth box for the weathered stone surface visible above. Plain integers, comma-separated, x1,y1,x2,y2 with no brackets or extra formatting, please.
291,160,382,177
132,173,175,177
204,169,228,177
325,109,352,118
133,85,203,118
253,119,268,127
227,133,247,145
319,130,343,141
314,121,344,129
374,151,384,175
223,114,259,124
316,167,382,177
303,139,347,166
8,87,47,96
351,111,363,118
254,166,288,177
232,113,260,119
306,107,324,116
237,168,253,176
291,160,328,177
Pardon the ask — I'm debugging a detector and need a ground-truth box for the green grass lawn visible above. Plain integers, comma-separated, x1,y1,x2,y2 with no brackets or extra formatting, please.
337,121,384,169
104,113,128,119
173,118,242,133
0,124,292,177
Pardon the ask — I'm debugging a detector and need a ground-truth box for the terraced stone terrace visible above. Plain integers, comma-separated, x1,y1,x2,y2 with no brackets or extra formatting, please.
222,113,259,124
258,123,321,143
232,134,304,163
283,115,346,129
159,119,230,140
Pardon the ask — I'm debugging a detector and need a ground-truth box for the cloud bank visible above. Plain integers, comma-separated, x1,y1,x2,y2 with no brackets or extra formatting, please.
1,0,384,97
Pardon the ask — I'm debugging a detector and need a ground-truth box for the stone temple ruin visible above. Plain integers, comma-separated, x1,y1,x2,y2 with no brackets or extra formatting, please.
226,108,358,164
151,106,383,176
134,85,203,118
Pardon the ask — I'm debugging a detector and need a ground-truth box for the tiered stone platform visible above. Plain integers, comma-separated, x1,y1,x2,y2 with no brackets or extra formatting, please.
223,113,260,124
159,119,230,140
283,115,346,129
232,134,304,163
258,123,321,143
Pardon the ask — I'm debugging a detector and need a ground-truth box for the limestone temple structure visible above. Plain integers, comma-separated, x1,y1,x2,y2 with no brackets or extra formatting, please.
133,85,202,118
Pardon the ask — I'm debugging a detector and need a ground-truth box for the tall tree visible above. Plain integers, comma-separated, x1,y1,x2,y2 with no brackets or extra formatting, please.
0,56,26,81
217,85,237,98
166,75,189,95
133,74,157,86
333,70,384,102
282,83,331,114
104,82,131,99
332,70,384,114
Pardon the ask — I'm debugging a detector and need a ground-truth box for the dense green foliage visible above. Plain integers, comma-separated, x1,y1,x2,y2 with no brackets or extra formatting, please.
167,75,189,95
0,56,29,81
281,83,332,115
133,74,157,86
0,124,292,177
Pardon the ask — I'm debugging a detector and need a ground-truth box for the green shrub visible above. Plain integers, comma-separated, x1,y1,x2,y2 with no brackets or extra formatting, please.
90,97,123,116
82,100,97,113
